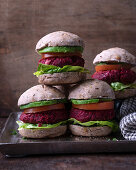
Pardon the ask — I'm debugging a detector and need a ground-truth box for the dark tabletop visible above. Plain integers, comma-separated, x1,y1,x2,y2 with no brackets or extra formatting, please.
0,118,136,170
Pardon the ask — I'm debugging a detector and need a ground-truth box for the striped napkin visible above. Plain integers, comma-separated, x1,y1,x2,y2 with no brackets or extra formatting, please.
119,97,136,140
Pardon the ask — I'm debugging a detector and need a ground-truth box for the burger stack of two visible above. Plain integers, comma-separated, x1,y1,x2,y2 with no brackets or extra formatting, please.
34,31,89,85
92,47,136,99
17,31,89,138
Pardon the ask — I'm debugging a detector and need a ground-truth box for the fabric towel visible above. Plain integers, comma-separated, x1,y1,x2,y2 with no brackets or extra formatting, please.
119,97,136,140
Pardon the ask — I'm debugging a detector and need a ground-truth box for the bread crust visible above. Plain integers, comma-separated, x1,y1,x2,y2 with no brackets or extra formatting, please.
36,31,84,52
93,47,136,65
115,88,136,99
19,125,67,138
18,85,65,106
38,72,86,85
68,79,115,99
69,125,112,137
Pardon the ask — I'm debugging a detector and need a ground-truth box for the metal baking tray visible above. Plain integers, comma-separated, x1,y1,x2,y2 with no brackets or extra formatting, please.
0,112,136,157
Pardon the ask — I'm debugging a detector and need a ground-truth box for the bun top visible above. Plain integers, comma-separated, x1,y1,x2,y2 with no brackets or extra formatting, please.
68,79,115,99
18,85,65,106
93,47,136,65
36,31,84,52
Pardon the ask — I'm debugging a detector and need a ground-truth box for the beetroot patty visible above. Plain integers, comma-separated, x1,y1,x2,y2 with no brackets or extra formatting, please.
39,56,85,67
70,108,115,122
92,69,136,84
20,109,68,124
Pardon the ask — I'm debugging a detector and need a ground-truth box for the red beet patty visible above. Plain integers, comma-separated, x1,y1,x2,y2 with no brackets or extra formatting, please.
39,56,85,67
92,69,136,84
70,108,115,122
20,109,68,124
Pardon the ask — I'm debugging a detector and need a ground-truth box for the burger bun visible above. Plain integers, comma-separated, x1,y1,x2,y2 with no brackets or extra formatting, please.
69,125,112,137
18,85,65,106
19,125,67,138
69,79,115,100
115,88,136,99
38,72,86,85
36,31,84,52
93,47,136,65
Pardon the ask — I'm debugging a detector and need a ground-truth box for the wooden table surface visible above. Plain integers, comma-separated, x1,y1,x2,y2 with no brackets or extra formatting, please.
0,118,136,170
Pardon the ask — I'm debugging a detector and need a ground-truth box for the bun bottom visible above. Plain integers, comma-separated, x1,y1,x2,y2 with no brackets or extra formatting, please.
19,125,67,138
115,89,136,99
69,125,112,137
38,72,86,85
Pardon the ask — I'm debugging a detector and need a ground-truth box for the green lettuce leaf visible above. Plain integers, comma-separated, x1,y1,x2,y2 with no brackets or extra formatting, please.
97,62,125,66
16,120,68,130
34,64,89,76
20,99,67,109
68,118,118,132
97,62,108,65
111,82,136,91
71,98,112,104
38,46,83,53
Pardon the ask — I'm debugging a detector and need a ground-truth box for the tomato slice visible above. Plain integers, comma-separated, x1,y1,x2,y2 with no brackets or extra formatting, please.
24,103,65,113
95,64,131,72
72,101,114,110
41,52,82,59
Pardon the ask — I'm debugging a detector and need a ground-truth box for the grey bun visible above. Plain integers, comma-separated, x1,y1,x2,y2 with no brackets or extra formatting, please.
18,85,65,106
53,85,71,98
93,47,136,65
36,31,84,52
38,72,86,85
115,88,136,99
68,79,115,99
19,125,67,138
69,125,112,137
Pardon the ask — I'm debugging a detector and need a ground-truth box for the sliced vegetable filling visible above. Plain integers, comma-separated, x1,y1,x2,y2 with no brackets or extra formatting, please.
34,64,89,76
72,101,114,110
23,103,65,113
38,46,83,54
20,99,67,110
111,82,136,91
71,98,112,105
68,118,118,132
17,120,68,130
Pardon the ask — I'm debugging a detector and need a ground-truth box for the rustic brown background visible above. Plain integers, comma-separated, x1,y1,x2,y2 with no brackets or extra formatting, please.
0,0,136,116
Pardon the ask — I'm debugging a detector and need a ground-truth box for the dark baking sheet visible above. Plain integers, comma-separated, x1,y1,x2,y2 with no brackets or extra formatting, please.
0,112,136,157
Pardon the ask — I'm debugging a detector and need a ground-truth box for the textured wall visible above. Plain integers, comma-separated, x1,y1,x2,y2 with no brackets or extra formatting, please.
0,0,136,115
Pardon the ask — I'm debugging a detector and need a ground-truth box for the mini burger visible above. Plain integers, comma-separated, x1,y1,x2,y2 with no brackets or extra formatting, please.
17,85,68,138
92,47,136,99
68,80,118,137
34,31,89,85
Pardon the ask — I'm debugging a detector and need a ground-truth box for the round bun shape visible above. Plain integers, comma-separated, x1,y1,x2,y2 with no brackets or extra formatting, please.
68,79,115,99
18,85,65,106
36,31,84,52
53,85,71,98
19,125,67,138
115,88,136,99
53,85,65,93
38,72,86,85
69,125,112,137
93,47,136,65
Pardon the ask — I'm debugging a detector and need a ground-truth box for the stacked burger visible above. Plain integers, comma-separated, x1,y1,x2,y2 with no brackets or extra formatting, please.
92,47,136,99
17,85,68,138
68,80,118,137
17,31,89,138
34,31,89,85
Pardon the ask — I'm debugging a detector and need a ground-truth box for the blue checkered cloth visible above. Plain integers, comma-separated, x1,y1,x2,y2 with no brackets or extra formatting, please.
119,97,136,140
